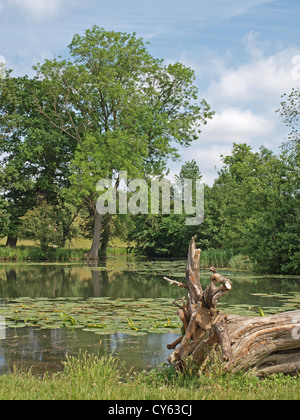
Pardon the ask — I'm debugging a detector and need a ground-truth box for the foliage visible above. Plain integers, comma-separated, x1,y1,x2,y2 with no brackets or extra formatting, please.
208,143,299,274
128,160,214,257
277,87,300,147
0,74,77,244
128,213,187,257
0,197,10,238
129,144,299,274
18,196,80,256
19,197,63,256
228,254,253,270
34,26,213,255
0,29,298,272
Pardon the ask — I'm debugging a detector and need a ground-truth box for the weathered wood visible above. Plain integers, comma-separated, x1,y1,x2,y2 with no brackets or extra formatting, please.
165,236,300,376
167,336,183,350
226,311,300,373
164,277,189,289
254,349,300,376
215,316,233,363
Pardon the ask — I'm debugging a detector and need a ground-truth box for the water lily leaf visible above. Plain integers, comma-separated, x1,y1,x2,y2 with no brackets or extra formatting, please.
93,330,118,335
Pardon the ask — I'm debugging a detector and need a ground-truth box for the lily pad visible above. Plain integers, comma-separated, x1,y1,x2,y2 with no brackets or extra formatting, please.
0,296,180,336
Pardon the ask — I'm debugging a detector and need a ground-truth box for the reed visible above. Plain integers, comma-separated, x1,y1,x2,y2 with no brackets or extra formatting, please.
200,248,234,268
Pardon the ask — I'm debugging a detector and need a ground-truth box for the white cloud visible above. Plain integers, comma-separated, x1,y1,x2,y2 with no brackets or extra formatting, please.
2,0,73,20
172,33,299,185
198,33,300,153
215,0,275,21
200,108,274,143
172,143,233,186
172,106,281,186
205,34,299,109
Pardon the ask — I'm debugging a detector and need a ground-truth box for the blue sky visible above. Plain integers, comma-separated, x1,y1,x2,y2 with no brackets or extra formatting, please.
0,0,299,184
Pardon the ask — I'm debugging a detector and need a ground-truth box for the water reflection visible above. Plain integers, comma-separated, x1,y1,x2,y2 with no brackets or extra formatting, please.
0,260,299,305
0,327,179,376
0,258,188,299
0,258,299,376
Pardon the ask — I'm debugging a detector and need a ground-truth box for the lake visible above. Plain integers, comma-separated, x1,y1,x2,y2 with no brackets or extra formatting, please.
0,257,300,376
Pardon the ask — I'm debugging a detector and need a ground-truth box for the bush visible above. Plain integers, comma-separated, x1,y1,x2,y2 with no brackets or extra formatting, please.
228,254,254,270
20,198,63,257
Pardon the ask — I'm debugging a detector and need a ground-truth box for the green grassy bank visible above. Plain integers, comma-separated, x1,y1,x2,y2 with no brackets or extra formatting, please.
0,353,299,400
0,237,128,261
0,241,252,270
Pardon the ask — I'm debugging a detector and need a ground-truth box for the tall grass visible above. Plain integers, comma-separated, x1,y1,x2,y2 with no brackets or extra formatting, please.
200,248,234,268
199,249,253,270
0,353,300,400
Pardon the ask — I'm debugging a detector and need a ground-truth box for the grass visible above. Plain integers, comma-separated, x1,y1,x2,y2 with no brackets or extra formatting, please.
199,249,234,268
0,245,253,268
0,353,299,400
0,237,128,261
199,249,254,270
0,237,253,269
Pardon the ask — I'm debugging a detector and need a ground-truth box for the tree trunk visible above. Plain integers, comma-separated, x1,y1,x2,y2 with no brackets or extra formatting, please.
85,211,102,260
61,207,81,248
5,235,17,248
100,215,111,256
165,236,300,376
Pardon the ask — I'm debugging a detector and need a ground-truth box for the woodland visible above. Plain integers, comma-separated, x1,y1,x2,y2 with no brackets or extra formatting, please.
0,26,299,275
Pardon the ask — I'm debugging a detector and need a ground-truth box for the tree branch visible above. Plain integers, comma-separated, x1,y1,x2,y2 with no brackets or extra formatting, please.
164,277,188,289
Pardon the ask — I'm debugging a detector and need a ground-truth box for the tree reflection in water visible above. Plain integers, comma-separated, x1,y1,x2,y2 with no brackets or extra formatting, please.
0,258,300,376
0,327,180,376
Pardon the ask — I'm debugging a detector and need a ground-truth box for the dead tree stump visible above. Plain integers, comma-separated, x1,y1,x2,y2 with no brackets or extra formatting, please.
164,236,300,376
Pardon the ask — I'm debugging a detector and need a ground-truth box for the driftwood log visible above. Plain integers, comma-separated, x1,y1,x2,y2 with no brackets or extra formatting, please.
164,236,300,376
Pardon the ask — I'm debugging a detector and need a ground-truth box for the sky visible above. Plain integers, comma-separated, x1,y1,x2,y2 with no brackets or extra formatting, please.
0,0,299,185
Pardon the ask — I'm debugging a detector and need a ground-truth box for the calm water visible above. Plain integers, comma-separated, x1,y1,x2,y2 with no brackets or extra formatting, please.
0,328,179,376
0,257,300,376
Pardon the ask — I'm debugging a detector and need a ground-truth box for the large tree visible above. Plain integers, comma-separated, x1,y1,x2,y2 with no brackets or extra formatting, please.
34,26,214,259
0,74,78,246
